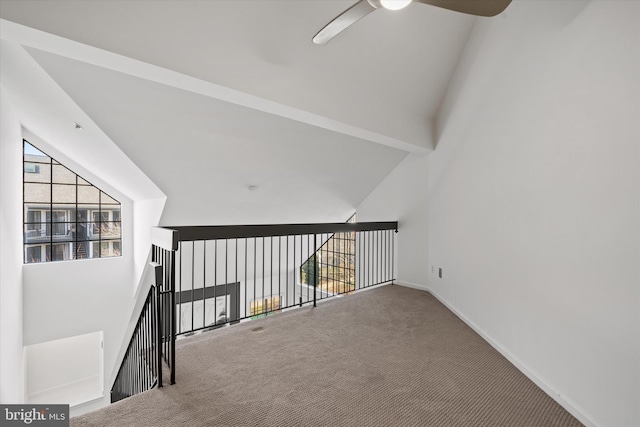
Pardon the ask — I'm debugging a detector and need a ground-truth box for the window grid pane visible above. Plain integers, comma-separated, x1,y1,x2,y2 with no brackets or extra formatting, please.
24,163,50,183
52,165,76,184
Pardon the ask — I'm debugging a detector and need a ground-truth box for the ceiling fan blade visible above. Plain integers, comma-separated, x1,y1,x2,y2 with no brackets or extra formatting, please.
313,0,377,45
416,0,512,17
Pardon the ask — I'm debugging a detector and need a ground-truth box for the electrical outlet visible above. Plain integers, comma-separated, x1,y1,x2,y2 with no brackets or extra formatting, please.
431,265,434,274
439,268,443,279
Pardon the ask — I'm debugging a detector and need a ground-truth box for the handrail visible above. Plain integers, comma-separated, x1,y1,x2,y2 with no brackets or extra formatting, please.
153,221,398,241
112,222,397,403
110,284,158,403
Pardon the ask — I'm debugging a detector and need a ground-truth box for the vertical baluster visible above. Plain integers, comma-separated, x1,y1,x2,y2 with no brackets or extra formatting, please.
387,229,391,283
382,229,386,282
149,295,153,386
383,230,386,283
377,230,381,284
156,281,163,388
375,230,378,285
278,236,281,310
244,238,248,320
313,233,317,307
170,249,176,385
351,230,355,291
358,231,361,289
269,236,273,311
224,239,228,324
262,237,265,314
152,285,159,388
308,234,311,301
367,231,370,287
297,235,301,306
342,232,345,293
375,230,379,284
142,300,147,391
178,242,182,335
379,230,382,284
162,250,167,360
286,235,289,308
133,324,139,395
191,241,195,334
388,230,391,283
138,319,143,393
235,238,239,323
214,240,218,328
332,233,336,294
341,232,345,293
392,228,395,281
143,309,148,390
373,231,376,285
254,237,257,315
142,303,148,390
146,290,152,388
203,240,206,330
319,234,324,299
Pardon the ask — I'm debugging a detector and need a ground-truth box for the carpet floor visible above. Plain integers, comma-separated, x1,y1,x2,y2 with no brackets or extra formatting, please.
72,285,583,427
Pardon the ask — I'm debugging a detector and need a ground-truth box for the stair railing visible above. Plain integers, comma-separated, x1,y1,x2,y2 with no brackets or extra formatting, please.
154,221,397,337
114,221,397,400
110,284,159,403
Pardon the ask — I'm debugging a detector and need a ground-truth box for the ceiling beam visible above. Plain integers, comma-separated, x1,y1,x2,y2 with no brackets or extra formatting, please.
1,19,431,154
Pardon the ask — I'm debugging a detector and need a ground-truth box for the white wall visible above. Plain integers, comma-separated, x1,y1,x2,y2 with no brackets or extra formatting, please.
0,88,25,403
357,153,428,287
16,128,136,413
359,2,640,426
132,197,165,294
0,39,166,414
25,332,103,406
22,237,133,375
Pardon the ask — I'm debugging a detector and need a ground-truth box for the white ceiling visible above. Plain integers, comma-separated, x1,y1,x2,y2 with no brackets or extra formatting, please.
25,47,409,225
0,0,479,225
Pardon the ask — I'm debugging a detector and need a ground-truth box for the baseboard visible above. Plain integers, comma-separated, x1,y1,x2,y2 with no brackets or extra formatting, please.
27,375,103,408
70,395,109,418
395,281,429,291
396,282,598,427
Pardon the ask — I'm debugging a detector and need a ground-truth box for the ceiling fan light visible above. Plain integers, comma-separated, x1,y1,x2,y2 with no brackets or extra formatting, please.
379,0,412,10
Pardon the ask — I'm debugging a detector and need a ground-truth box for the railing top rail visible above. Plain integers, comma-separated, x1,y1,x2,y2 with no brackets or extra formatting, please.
150,227,179,251
152,221,398,243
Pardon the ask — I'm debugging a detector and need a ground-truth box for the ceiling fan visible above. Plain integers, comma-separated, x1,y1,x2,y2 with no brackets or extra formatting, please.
312,0,512,44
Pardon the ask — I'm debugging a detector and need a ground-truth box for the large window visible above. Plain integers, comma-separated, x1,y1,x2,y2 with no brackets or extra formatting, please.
23,140,122,263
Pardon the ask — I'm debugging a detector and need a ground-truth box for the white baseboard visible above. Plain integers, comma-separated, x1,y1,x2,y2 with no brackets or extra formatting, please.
70,395,109,418
395,281,429,291
395,281,598,427
27,375,104,410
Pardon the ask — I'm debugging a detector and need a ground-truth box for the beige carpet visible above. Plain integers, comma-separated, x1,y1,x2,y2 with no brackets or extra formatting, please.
73,285,583,427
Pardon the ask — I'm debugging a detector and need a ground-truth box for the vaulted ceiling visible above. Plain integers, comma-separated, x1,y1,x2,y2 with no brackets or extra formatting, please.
0,0,480,225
